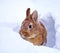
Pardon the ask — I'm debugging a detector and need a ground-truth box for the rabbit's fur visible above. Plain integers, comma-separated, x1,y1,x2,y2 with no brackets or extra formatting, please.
19,8,47,46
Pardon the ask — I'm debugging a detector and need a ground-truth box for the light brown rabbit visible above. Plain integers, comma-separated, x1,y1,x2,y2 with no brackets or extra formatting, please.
19,8,47,46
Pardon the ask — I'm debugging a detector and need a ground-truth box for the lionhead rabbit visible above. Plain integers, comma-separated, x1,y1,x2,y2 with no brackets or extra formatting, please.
19,8,47,46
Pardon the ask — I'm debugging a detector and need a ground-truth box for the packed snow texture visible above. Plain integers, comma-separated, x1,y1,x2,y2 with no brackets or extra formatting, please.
0,0,60,53
0,26,60,53
39,14,56,47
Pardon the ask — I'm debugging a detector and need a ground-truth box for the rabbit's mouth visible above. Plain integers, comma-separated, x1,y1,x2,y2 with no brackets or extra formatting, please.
20,31,31,38
21,34,37,39
20,31,37,39
27,34,37,38
19,29,38,39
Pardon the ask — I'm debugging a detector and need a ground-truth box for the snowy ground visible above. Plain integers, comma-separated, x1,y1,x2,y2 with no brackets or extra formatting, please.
0,0,60,53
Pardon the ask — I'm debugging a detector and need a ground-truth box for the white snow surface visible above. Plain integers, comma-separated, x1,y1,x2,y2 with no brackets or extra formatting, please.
0,0,60,53
0,27,60,53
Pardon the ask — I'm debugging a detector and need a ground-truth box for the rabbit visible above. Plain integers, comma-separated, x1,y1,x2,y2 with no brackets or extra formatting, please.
19,8,47,46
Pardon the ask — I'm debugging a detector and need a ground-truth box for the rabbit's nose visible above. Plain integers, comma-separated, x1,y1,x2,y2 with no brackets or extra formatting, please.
19,29,26,35
19,29,22,35
20,31,22,35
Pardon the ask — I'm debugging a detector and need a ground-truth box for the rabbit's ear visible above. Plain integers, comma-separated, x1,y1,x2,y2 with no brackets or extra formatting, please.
26,8,30,17
32,10,38,22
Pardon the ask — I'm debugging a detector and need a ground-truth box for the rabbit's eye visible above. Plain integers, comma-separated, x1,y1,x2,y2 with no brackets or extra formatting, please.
28,23,33,30
29,25,32,28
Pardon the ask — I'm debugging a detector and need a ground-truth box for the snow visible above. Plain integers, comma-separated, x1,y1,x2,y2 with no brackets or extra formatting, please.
32,0,60,50
0,27,60,53
39,13,56,47
0,0,60,53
